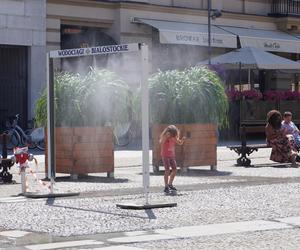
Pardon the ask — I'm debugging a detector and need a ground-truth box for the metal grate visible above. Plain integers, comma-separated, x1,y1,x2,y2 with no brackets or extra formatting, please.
270,0,300,16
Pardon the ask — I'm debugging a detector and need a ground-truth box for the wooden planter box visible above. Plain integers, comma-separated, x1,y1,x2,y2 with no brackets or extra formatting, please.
152,123,217,172
45,127,114,178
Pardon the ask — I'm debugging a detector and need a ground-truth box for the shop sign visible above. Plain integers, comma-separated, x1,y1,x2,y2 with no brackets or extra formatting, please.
264,42,280,50
240,37,300,53
159,30,237,48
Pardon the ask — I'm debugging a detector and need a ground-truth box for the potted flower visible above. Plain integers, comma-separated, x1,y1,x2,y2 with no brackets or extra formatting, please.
35,68,133,178
150,66,228,172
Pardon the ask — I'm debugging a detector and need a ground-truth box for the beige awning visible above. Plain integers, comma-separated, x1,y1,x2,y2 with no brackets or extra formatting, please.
198,47,300,70
133,18,237,48
219,26,300,53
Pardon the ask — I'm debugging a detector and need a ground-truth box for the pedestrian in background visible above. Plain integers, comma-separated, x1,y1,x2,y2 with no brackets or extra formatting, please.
159,125,185,193
281,111,300,148
265,110,299,167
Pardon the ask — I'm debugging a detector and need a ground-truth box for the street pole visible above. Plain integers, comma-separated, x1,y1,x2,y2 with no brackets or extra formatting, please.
141,44,150,205
208,0,212,65
46,53,55,193
117,43,176,209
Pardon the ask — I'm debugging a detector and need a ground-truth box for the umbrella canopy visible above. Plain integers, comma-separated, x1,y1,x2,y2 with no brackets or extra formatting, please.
199,47,300,70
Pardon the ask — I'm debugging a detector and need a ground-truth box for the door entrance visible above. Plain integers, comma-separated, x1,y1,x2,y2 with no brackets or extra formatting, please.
0,45,28,131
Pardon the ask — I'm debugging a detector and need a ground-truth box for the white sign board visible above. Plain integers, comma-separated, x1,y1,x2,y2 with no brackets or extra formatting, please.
49,43,140,58
159,30,237,48
240,37,300,53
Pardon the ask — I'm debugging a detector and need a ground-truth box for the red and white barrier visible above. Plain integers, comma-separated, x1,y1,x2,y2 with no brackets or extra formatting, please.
14,147,51,194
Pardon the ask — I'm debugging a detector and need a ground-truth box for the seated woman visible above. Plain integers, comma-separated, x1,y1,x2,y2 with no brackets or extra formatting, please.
265,110,299,167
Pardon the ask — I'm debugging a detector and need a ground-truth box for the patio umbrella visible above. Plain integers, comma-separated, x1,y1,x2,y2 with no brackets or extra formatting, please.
199,47,300,70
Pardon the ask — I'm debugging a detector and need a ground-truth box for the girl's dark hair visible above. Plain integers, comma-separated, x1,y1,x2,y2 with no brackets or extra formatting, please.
267,110,282,130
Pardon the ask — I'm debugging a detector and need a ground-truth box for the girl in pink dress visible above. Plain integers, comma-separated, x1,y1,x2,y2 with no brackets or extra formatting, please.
159,125,185,193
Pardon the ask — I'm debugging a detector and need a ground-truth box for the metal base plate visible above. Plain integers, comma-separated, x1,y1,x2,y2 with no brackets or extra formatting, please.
21,192,80,199
116,202,177,210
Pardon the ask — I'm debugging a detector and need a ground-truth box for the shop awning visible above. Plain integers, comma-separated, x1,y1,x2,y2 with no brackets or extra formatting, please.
198,47,300,70
133,18,237,48
219,26,300,53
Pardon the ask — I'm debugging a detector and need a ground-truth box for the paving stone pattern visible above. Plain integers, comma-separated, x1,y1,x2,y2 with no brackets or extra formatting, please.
1,145,300,249
0,183,300,237
132,229,300,250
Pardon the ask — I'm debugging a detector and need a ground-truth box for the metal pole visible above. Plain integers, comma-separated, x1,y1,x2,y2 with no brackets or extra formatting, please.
46,53,55,193
208,0,212,65
239,62,242,91
2,133,7,158
248,68,251,86
140,44,150,205
21,168,26,193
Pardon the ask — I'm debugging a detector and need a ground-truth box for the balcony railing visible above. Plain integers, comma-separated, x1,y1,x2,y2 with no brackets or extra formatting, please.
270,0,300,17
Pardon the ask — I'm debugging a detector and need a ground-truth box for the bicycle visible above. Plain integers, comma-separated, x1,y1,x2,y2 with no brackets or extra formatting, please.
113,119,142,148
4,114,45,150
24,121,45,151
114,122,133,147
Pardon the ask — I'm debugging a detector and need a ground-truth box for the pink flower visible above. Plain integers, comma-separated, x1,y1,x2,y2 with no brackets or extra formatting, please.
263,90,300,101
228,90,300,102
226,90,242,101
241,90,262,100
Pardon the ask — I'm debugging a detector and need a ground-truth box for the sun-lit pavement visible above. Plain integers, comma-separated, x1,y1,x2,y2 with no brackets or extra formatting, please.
1,144,300,249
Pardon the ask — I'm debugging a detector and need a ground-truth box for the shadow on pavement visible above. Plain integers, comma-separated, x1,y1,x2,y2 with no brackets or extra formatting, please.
218,139,266,147
242,163,291,168
46,197,55,205
46,203,149,219
147,169,232,177
145,209,157,220
181,169,232,176
54,175,129,184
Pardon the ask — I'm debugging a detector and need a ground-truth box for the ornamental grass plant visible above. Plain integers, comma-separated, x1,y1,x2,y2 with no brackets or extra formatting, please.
35,68,133,130
149,66,229,128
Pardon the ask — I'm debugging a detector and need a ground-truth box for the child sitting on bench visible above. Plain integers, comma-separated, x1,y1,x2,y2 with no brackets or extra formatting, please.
281,111,300,148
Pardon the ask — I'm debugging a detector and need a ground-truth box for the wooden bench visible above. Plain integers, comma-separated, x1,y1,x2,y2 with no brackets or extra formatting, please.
227,126,271,167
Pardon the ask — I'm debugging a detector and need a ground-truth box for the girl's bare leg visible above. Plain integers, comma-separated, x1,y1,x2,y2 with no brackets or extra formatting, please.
164,169,170,186
168,168,177,186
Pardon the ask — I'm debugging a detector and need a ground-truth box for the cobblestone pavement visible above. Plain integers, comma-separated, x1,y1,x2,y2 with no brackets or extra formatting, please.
2,146,298,196
131,228,300,250
1,145,300,249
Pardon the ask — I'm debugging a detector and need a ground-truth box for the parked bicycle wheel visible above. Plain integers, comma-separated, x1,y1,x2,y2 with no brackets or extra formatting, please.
36,140,44,151
114,123,132,147
24,129,36,149
3,130,20,150
114,131,132,147
30,127,45,151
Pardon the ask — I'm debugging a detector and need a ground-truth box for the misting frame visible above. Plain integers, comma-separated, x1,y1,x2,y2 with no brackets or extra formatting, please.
47,43,176,208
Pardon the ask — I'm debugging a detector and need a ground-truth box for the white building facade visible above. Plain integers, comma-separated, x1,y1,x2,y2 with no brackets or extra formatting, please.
2,0,300,127
46,0,300,87
0,0,46,128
